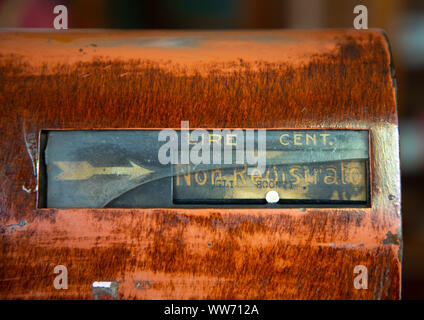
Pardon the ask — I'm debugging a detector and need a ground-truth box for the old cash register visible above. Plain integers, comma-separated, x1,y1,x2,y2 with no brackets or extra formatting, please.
0,30,401,299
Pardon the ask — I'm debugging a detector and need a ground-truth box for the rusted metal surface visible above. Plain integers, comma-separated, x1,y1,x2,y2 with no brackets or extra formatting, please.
0,30,401,299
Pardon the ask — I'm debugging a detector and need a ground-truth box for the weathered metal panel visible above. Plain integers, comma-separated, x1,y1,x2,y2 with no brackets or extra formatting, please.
0,30,401,299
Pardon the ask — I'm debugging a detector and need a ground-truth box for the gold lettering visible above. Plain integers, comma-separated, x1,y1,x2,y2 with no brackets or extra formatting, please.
341,161,346,184
349,168,361,185
294,134,302,145
306,134,316,145
250,168,262,185
320,133,330,145
233,166,247,186
304,168,308,185
324,168,338,184
280,134,290,145
226,134,237,146
211,169,222,185
195,170,207,185
313,169,318,184
265,166,279,184
177,165,191,186
289,167,302,185
209,134,222,145
188,133,204,145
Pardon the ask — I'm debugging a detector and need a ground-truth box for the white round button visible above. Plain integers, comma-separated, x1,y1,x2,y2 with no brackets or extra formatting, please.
266,191,280,204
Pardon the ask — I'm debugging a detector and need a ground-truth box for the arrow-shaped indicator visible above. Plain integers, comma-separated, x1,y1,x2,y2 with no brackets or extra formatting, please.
53,161,153,181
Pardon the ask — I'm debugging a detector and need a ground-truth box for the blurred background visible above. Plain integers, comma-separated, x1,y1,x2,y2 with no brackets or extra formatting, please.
0,0,423,299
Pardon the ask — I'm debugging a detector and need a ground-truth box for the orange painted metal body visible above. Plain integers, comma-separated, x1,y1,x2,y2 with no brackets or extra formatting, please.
0,30,401,299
